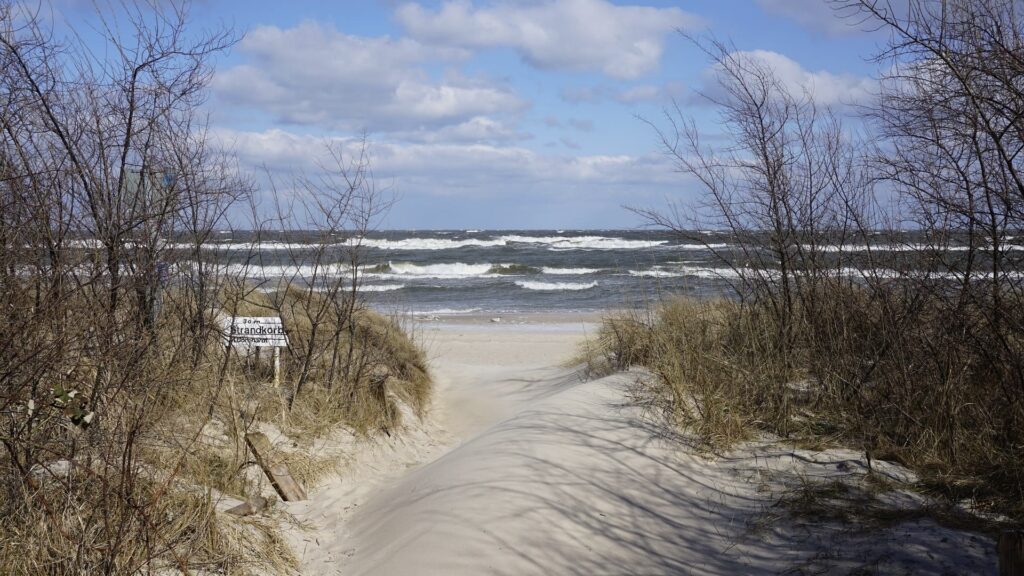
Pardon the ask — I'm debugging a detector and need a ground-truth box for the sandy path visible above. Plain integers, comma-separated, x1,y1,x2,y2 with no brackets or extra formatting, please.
290,317,597,573
293,317,995,575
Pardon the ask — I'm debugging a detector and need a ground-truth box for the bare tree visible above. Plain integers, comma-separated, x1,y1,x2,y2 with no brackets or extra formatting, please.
640,38,878,376
0,1,256,572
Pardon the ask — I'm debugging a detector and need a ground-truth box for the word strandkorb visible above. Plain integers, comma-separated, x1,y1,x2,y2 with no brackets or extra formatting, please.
223,316,289,348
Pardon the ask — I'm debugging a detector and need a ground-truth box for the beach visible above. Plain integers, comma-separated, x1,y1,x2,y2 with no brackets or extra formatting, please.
284,313,995,575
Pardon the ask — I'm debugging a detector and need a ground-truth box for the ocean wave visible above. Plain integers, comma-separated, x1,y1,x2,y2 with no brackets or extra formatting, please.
224,263,352,278
629,266,743,279
368,261,549,278
412,307,482,315
540,267,604,275
811,243,1023,252
503,235,667,250
362,238,504,250
188,241,330,251
359,283,405,292
629,269,683,278
673,243,731,250
515,280,598,291
360,235,670,251
811,243,969,253
489,263,542,275
372,261,496,279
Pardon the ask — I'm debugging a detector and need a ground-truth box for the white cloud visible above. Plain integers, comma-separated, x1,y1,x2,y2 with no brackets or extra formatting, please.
214,127,679,194
704,50,876,107
395,0,702,79
214,23,527,132
394,116,532,144
213,127,691,226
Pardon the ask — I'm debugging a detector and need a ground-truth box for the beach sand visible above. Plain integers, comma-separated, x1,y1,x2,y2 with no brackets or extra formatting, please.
285,313,995,575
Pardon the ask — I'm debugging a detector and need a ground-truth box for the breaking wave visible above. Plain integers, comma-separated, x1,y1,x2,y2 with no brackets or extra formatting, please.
515,281,598,291
360,235,669,251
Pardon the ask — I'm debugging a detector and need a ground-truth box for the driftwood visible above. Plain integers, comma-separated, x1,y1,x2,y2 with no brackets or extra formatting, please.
244,432,307,502
225,495,270,517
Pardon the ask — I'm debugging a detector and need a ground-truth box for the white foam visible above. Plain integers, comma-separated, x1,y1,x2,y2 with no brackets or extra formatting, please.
412,307,483,316
357,235,671,251
501,235,667,250
541,267,603,275
515,281,598,291
626,266,744,279
810,243,984,252
674,243,730,250
223,263,352,278
362,238,505,250
629,269,683,278
68,239,103,249
378,262,495,279
359,283,405,292
196,241,330,251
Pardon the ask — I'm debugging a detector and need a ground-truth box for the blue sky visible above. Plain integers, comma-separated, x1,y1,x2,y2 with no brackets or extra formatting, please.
61,0,887,229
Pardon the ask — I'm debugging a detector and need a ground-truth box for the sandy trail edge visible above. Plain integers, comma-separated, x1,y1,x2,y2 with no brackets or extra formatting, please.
289,319,995,575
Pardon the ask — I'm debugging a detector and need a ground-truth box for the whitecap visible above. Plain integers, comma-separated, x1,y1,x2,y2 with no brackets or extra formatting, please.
362,238,505,250
500,235,667,250
540,267,603,275
412,307,482,315
359,284,405,292
375,262,495,279
515,281,598,291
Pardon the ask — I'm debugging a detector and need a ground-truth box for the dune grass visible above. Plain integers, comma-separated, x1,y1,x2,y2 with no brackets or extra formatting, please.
585,289,1024,520
0,281,431,575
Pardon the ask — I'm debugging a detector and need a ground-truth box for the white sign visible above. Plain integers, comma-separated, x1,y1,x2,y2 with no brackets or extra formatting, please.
223,316,289,348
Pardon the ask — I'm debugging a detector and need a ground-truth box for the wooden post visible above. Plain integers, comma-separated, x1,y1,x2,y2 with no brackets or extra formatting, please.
1001,530,1024,576
272,347,281,388
244,432,306,502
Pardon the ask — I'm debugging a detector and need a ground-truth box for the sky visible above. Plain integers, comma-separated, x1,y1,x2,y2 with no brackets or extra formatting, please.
60,0,890,229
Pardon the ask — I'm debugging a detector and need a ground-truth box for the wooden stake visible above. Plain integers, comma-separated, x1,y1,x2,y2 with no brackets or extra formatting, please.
244,432,306,502
272,346,281,388
1001,530,1024,576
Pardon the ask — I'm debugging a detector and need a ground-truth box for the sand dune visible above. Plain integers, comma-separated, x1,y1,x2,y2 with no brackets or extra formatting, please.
291,317,994,575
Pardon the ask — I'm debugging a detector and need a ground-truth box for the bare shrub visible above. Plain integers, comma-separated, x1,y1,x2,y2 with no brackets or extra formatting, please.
0,2,432,572
626,2,1024,517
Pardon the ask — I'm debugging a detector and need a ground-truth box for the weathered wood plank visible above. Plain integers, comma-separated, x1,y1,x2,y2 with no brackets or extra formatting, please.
244,432,307,502
225,495,270,517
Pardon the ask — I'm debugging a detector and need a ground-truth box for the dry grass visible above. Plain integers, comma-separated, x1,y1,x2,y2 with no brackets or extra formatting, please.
0,281,431,575
585,288,1024,520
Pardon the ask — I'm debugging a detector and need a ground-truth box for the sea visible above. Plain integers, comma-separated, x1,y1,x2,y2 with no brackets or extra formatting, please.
200,229,1023,316
207,229,735,315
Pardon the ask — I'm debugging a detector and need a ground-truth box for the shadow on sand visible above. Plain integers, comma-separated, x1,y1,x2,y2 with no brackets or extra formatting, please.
345,369,994,575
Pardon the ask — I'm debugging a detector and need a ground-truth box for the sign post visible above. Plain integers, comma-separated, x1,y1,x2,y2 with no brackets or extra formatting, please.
222,316,289,386
273,347,281,388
